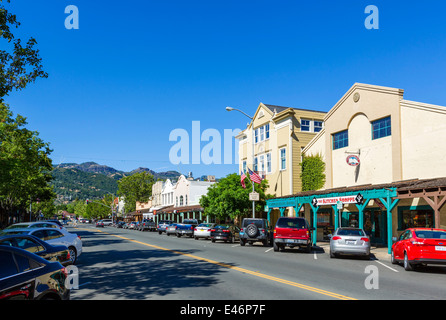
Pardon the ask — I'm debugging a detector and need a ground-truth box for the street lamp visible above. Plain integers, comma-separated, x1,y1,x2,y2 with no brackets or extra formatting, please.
226,106,256,218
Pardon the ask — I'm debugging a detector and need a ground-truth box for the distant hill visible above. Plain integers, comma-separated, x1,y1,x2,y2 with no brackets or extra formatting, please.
52,162,182,201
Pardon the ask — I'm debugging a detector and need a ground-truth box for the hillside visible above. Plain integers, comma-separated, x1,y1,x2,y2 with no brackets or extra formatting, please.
52,162,182,201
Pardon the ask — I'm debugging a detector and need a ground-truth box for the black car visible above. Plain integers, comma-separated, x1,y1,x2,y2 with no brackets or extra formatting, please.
210,225,240,243
0,246,70,300
0,234,72,266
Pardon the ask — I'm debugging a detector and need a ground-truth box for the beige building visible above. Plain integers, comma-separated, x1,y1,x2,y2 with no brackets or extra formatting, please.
235,103,326,197
268,83,446,253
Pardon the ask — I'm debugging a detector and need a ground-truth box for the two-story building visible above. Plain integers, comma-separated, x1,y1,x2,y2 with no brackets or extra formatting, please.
267,83,446,253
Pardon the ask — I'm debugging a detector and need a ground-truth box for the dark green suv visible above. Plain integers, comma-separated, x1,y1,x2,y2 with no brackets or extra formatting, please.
239,218,272,247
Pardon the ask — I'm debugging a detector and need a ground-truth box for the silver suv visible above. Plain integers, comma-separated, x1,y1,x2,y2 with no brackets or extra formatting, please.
239,218,272,247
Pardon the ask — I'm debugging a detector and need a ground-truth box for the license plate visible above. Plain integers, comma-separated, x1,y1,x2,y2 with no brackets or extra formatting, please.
215,236,223,239
286,239,296,243
435,246,446,251
346,240,356,245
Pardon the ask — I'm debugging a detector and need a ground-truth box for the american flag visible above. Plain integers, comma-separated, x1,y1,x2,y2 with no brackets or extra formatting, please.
248,168,262,184
240,171,247,189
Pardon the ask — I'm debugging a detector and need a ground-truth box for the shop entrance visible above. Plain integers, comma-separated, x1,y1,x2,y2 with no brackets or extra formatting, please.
341,209,387,246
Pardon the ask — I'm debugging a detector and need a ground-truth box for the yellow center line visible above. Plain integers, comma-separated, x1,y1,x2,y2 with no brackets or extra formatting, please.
78,227,357,300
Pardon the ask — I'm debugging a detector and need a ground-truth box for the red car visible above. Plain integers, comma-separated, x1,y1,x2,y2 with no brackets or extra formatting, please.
391,228,446,271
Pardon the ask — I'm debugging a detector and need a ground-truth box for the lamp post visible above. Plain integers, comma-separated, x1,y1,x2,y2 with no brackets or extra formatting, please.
226,106,256,218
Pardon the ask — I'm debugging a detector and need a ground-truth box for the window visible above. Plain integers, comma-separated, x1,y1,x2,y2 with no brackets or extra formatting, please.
46,230,63,240
242,160,247,173
259,154,265,174
372,116,391,140
333,130,349,150
280,148,286,170
180,196,184,206
265,124,270,139
266,153,271,173
254,124,270,143
314,121,323,132
260,126,264,141
0,251,17,279
254,157,258,172
254,128,259,144
301,119,311,132
399,208,434,229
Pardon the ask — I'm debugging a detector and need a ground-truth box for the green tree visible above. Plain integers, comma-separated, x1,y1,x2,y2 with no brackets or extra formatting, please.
0,0,48,101
300,153,326,191
199,173,272,222
0,103,54,226
85,194,115,220
117,172,154,213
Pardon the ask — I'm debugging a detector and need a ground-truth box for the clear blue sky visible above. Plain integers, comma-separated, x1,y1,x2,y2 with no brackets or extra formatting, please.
5,0,446,178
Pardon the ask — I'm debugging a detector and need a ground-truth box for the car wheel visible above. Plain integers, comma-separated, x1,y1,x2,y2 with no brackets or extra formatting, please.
194,236,198,240
273,241,280,252
330,251,336,258
240,239,246,246
305,244,312,253
391,250,398,264
68,246,77,264
212,239,215,243
404,252,414,271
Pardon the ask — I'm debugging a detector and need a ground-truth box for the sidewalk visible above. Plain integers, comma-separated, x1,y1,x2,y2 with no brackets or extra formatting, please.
314,242,390,261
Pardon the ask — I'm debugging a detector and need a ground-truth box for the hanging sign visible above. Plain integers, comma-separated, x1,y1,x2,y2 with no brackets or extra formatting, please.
346,155,360,166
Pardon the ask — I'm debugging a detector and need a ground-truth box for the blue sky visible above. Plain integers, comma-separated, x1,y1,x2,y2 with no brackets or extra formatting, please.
4,0,446,178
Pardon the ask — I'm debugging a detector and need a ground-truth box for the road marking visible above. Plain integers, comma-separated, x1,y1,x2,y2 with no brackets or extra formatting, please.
77,227,357,300
375,260,399,273
231,244,239,247
265,248,274,253
314,252,318,260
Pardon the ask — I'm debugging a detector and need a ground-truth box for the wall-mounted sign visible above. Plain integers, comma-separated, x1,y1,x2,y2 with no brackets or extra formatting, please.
346,155,360,167
312,193,364,207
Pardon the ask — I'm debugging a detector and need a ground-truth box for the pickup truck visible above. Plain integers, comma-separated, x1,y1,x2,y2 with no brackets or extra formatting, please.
139,219,156,232
175,219,199,238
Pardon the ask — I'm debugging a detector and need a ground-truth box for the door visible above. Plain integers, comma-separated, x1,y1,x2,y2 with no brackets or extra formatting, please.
364,210,387,246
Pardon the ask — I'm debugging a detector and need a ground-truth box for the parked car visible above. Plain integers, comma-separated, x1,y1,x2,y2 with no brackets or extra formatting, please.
194,223,216,240
157,220,173,234
165,223,178,236
273,217,314,253
3,221,65,231
0,234,72,266
0,228,82,265
139,219,156,232
96,220,105,228
210,225,240,243
176,219,199,238
101,219,113,226
0,246,70,300
239,218,272,247
128,222,138,230
391,228,446,271
116,221,125,228
330,227,371,259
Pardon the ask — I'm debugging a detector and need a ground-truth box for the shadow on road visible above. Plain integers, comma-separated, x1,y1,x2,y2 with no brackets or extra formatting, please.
71,228,236,300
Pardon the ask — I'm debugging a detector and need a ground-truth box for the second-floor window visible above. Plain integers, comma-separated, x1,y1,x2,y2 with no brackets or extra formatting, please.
372,116,391,140
280,148,286,170
333,130,349,150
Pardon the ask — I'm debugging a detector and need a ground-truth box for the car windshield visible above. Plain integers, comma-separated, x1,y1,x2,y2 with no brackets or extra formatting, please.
337,229,365,236
198,223,212,227
243,220,265,228
276,218,306,229
214,225,229,229
415,230,446,239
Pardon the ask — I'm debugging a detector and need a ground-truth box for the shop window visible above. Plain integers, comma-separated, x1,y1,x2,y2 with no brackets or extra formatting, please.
398,207,434,230
372,116,391,140
333,130,349,150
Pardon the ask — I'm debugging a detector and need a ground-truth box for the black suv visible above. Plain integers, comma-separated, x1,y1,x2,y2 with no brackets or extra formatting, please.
239,218,272,247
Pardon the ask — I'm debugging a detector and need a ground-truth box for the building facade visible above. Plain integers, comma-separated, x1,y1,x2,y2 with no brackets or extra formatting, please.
235,103,326,197
267,83,446,253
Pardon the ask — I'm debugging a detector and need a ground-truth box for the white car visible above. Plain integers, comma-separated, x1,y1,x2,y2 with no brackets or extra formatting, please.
194,223,216,240
4,221,68,232
1,227,83,264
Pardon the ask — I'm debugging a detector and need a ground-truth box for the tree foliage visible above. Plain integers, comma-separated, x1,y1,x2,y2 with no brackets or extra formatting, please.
0,0,48,101
199,173,272,222
0,103,55,226
300,153,326,192
117,172,154,213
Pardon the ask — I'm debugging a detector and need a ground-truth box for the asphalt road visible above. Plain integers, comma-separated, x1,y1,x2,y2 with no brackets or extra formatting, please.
68,225,446,301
